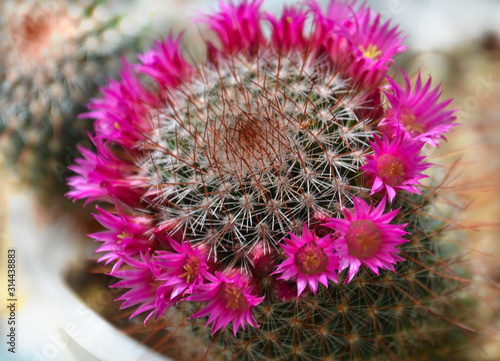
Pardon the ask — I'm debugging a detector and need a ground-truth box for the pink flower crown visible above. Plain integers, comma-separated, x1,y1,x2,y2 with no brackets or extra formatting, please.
67,0,456,336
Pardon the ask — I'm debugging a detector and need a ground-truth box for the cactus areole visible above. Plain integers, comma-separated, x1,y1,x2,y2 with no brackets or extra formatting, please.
68,1,459,359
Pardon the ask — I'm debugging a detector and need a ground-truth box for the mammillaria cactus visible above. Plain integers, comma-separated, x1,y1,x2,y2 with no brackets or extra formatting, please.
67,1,483,360
0,0,145,206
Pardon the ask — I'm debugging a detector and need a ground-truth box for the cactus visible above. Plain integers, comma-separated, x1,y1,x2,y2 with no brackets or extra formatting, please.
66,1,489,360
0,0,147,206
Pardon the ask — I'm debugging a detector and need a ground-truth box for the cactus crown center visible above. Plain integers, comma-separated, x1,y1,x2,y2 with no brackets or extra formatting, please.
206,110,287,176
295,242,328,274
145,54,374,264
345,220,382,259
376,154,406,187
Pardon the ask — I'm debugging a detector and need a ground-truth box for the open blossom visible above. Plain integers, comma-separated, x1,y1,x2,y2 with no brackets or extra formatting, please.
79,61,158,149
187,270,264,336
153,238,212,318
66,137,145,206
111,253,160,323
308,0,407,87
272,224,339,297
361,134,431,202
343,5,407,87
324,197,407,283
153,237,210,300
348,5,407,62
90,206,153,271
380,71,457,146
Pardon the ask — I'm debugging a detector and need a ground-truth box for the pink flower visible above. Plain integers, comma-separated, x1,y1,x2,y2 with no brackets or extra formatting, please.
137,35,193,90
187,270,264,336
380,71,458,146
349,6,407,61
306,1,350,64
344,5,407,87
111,253,160,323
202,0,266,57
66,137,145,206
272,224,339,297
361,134,431,202
153,237,210,299
265,5,308,54
308,1,407,87
248,242,278,275
79,59,158,148
324,197,407,283
155,283,181,317
90,206,153,271
325,0,359,24
152,219,186,245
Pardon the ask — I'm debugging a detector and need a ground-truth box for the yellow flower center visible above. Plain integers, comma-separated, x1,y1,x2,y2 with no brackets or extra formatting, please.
400,108,425,135
360,44,382,60
295,242,328,275
345,220,382,259
116,231,131,245
117,231,130,239
376,154,406,187
223,283,248,311
179,256,201,284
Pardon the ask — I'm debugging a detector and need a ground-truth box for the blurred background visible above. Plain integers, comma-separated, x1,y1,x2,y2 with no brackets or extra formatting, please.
1,0,499,360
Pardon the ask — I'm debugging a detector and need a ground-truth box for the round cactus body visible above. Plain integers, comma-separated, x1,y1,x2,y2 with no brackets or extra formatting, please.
66,1,482,360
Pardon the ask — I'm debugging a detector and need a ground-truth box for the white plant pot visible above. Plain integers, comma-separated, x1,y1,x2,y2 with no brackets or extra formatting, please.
3,191,171,361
